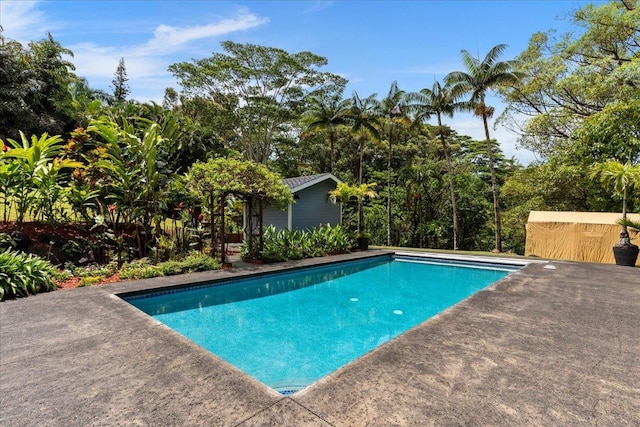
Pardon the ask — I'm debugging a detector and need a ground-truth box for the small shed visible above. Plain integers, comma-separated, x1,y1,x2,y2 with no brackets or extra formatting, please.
262,173,341,231
525,211,640,266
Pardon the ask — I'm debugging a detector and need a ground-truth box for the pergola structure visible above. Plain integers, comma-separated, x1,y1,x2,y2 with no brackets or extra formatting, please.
187,158,292,264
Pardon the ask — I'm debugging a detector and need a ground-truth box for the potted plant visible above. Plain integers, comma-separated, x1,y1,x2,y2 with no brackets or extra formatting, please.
590,160,640,267
616,216,640,266
578,99,640,266
357,232,371,250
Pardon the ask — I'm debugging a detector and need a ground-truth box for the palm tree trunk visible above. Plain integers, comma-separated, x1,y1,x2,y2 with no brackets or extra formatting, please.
358,198,364,235
438,115,459,250
482,112,502,253
620,185,629,244
328,127,335,174
387,120,392,246
358,138,364,185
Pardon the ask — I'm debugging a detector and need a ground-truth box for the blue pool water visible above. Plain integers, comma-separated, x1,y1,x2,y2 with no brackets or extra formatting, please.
125,256,514,394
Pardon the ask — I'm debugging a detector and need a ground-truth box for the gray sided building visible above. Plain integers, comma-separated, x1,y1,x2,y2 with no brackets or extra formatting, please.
263,173,341,231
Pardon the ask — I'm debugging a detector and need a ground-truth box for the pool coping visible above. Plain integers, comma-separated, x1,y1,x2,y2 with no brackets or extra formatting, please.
1,250,639,426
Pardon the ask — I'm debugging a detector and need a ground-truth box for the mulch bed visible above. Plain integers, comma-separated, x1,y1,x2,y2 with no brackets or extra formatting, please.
1,221,116,289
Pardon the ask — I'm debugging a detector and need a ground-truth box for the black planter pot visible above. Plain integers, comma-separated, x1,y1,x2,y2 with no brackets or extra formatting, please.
613,244,639,267
357,236,369,251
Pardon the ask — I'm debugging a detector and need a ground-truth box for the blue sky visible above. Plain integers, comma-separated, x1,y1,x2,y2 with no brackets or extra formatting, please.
1,0,602,164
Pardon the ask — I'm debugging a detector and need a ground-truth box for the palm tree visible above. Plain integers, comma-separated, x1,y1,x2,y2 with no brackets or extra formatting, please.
347,91,381,185
380,81,406,246
328,181,378,235
590,160,640,242
445,44,521,252
328,181,357,218
302,92,351,173
405,80,466,250
353,182,378,236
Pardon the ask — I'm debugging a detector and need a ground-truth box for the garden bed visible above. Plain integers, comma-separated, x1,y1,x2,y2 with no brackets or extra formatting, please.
0,221,112,289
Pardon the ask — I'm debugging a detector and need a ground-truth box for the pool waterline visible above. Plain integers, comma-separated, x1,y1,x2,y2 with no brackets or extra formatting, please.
123,255,518,395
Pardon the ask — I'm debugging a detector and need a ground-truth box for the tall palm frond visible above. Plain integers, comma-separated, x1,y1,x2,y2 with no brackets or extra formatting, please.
302,92,350,173
445,44,521,252
405,80,466,249
347,91,381,184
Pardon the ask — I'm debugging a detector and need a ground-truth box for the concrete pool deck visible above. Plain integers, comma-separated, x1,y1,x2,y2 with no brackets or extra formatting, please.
1,251,639,426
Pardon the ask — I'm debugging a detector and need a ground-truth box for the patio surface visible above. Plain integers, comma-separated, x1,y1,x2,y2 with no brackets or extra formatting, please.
1,251,639,426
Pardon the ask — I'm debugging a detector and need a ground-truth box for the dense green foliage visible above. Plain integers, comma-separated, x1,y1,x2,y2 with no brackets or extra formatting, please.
169,41,346,164
62,252,221,285
0,250,58,300
187,157,294,209
118,252,221,280
0,33,82,141
2,0,638,267
248,225,352,263
500,1,639,156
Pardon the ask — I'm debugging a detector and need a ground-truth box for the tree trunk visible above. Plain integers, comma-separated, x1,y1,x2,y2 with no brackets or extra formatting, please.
358,134,364,185
387,120,392,246
438,115,459,250
358,198,364,235
328,127,335,174
482,112,502,253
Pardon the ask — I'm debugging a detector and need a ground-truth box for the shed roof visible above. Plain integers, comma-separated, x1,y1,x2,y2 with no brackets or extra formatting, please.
282,173,340,193
527,211,640,225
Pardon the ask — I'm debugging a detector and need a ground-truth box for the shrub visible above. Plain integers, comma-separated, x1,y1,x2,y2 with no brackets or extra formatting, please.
0,250,57,300
252,225,352,263
178,251,222,272
119,252,221,280
72,261,119,285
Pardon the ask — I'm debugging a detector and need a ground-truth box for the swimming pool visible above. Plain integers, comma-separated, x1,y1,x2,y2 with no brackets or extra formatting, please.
124,255,516,394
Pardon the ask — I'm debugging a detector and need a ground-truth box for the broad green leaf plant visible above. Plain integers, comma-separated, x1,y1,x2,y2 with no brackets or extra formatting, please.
1,132,82,223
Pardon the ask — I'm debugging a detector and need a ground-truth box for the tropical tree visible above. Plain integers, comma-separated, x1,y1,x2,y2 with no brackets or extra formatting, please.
111,58,130,103
302,91,351,173
347,92,381,185
406,80,466,250
162,92,239,172
498,0,639,160
446,44,521,252
328,181,357,227
1,132,82,223
329,181,378,236
590,160,640,240
579,98,640,242
573,99,640,164
0,33,78,141
380,81,406,246
169,41,345,164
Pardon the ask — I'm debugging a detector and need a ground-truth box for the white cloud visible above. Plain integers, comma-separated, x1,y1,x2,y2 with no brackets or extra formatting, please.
300,1,335,15
60,8,268,102
141,8,268,55
0,0,56,43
